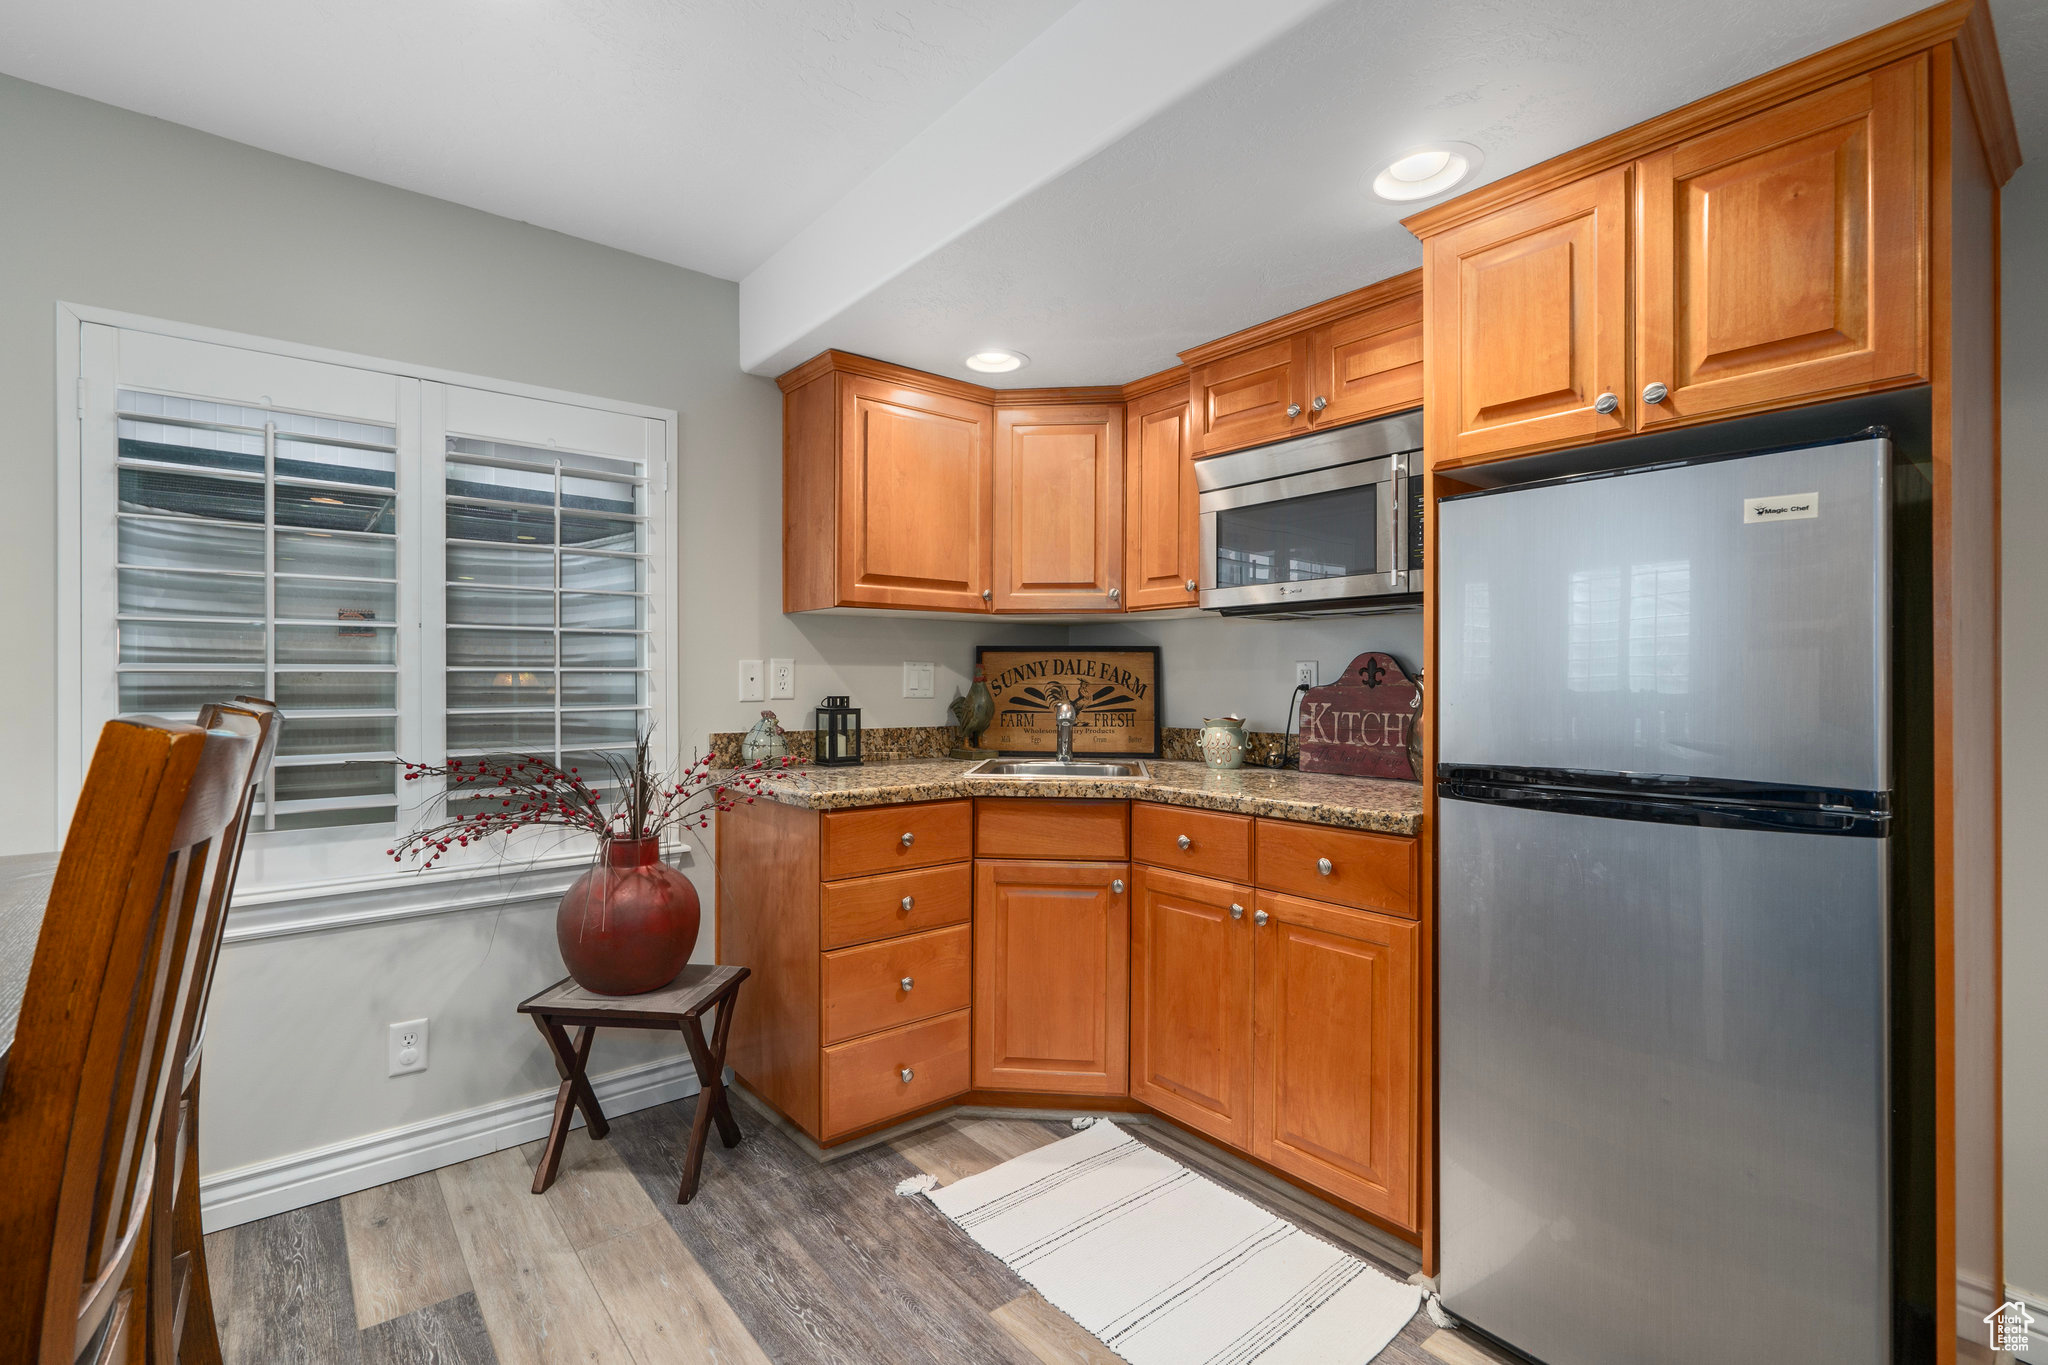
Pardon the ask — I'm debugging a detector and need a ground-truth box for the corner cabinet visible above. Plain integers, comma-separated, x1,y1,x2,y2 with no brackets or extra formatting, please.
972,859,1130,1094
1123,385,1199,609
992,403,1124,612
1419,56,1929,468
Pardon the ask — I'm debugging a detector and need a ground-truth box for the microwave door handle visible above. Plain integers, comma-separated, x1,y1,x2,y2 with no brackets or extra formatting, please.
1378,469,1402,577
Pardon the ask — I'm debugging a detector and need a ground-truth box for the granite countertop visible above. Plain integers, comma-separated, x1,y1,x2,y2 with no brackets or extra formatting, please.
742,759,1423,836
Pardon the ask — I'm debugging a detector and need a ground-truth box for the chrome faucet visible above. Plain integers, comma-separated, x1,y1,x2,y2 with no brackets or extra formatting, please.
1053,698,1082,764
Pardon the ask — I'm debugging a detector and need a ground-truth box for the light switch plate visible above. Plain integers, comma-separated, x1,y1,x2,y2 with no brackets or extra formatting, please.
1295,661,1318,688
737,659,765,702
903,661,936,699
768,659,795,700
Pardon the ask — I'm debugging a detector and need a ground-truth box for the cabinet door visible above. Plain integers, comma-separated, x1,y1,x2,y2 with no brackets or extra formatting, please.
1188,336,1309,456
973,860,1130,1094
1130,866,1252,1147
1635,57,1926,428
1307,292,1423,428
1426,167,1631,466
838,375,993,611
992,405,1123,612
1122,388,1199,610
1251,891,1416,1228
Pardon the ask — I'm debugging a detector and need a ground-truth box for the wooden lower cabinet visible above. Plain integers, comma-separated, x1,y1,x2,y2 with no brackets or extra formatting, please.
973,859,1129,1095
1251,890,1417,1228
1130,866,1253,1148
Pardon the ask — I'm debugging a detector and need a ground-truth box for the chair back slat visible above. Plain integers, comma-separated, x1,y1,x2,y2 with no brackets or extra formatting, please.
0,715,254,1365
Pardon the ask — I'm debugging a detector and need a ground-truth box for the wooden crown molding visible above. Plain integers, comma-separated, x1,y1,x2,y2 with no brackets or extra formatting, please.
1403,0,2018,241
1120,365,1191,403
777,347,1153,408
1176,270,1423,369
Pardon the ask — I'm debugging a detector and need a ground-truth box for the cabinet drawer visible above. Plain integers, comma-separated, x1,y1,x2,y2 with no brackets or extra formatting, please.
975,798,1128,860
820,800,972,880
1254,818,1417,918
1132,803,1252,881
820,862,971,950
820,924,972,1045
821,1009,971,1139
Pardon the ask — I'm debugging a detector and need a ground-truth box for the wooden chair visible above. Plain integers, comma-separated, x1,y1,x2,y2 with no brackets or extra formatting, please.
0,715,257,1365
147,699,279,1365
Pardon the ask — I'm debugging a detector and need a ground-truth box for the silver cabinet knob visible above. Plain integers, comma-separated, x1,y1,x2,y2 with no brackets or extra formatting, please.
1311,395,1328,412
900,976,915,992
900,1067,914,1083
1230,903,1244,920
900,895,914,911
1286,402,1303,419
1177,834,1192,850
901,832,914,847
1643,381,1669,405
1254,908,1270,926
1317,857,1333,876
982,588,992,602
1186,579,1198,592
1111,878,1125,894
1108,586,1120,601
1593,392,1619,415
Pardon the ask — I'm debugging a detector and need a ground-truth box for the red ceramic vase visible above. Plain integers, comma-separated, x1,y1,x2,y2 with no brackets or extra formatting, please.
556,835,700,995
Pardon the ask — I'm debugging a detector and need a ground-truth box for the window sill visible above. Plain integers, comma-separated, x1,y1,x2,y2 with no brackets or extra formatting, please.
222,841,694,945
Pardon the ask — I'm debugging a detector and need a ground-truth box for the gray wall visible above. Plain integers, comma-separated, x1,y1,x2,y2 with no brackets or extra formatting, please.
2001,160,2047,1318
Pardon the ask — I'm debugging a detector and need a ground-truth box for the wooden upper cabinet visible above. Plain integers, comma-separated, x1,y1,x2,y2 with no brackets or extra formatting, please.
973,859,1130,1095
1188,335,1309,457
1251,891,1417,1229
1130,866,1252,1148
1123,386,1199,610
1307,292,1423,428
835,374,992,612
1634,57,1927,428
992,404,1123,612
1426,166,1632,466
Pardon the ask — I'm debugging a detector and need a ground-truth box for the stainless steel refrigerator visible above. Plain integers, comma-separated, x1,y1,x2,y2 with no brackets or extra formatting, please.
1436,434,1894,1364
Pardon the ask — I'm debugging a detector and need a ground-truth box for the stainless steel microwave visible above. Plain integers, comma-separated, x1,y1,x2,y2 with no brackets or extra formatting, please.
1197,408,1423,615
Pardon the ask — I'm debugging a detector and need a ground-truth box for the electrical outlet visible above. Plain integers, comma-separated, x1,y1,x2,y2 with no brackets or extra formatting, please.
737,659,765,702
902,661,936,699
1295,661,1319,688
388,1018,429,1076
768,658,796,700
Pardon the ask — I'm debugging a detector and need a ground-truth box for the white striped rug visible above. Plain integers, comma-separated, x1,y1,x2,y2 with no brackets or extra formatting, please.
916,1121,1421,1365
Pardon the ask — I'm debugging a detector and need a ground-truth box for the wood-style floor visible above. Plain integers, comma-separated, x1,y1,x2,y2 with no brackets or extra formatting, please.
204,1095,1517,1364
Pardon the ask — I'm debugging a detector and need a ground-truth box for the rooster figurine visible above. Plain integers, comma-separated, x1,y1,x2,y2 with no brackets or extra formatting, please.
947,665,997,759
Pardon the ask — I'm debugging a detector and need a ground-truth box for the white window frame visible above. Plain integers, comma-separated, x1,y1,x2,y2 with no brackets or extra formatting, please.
55,303,681,899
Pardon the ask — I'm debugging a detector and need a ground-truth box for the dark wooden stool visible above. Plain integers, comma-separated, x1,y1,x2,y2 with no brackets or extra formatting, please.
517,963,749,1204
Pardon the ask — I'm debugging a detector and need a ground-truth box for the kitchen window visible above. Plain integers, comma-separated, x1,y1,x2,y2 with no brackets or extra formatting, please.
62,312,675,891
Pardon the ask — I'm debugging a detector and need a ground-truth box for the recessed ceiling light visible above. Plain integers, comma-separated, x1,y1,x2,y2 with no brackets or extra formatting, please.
1372,143,1483,202
964,350,1027,374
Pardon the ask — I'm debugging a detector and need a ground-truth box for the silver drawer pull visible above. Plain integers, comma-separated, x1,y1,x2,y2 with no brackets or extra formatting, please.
900,895,914,911
1111,878,1124,894
901,832,914,847
1317,857,1333,876
900,1067,915,1083
1254,909,1270,926
1230,903,1244,920
1177,834,1192,850
901,976,915,992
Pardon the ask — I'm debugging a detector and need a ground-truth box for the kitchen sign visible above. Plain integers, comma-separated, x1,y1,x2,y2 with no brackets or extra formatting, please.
1297,651,1422,780
976,646,1161,757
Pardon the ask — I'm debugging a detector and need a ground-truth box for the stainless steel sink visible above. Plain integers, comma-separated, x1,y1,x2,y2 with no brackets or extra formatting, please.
966,758,1152,780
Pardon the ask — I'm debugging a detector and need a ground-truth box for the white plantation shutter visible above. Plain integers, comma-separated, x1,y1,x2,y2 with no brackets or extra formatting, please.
70,320,674,890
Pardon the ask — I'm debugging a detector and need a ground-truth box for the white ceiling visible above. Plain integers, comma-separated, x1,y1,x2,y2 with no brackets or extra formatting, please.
0,0,1082,281
2,0,2037,386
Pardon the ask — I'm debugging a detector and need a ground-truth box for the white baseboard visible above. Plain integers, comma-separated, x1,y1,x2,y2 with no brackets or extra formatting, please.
199,1055,702,1231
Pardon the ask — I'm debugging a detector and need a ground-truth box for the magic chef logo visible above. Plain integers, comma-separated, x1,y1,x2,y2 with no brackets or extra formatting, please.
1743,491,1820,524
986,657,1148,731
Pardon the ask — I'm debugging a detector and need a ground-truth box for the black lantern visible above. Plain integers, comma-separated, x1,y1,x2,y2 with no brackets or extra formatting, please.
813,695,862,766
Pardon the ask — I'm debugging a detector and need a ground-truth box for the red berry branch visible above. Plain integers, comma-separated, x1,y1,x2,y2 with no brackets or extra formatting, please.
382,734,801,869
